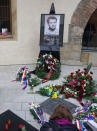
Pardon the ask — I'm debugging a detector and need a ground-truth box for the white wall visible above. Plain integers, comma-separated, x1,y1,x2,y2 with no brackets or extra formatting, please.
0,0,81,65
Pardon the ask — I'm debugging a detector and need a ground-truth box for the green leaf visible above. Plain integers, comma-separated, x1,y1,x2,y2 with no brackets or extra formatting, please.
62,94,65,99
85,63,92,73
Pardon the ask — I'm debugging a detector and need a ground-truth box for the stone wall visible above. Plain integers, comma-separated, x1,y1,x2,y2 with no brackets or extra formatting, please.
61,0,97,66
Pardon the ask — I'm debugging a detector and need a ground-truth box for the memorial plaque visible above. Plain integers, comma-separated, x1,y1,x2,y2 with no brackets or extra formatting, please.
40,98,77,115
40,14,64,51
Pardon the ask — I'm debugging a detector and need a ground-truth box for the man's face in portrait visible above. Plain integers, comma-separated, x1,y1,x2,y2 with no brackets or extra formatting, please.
47,17,57,31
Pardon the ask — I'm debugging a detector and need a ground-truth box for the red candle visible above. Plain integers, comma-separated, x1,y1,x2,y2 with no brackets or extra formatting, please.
5,124,8,130
8,120,11,125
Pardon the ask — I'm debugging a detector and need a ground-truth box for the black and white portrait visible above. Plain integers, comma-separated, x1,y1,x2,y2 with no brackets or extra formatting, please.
44,15,60,36
40,14,64,50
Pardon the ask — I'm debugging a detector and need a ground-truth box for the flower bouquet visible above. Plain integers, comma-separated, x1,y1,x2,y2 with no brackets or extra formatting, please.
12,66,41,89
74,104,97,121
30,103,44,123
35,54,61,80
38,85,60,98
73,102,97,131
62,63,97,105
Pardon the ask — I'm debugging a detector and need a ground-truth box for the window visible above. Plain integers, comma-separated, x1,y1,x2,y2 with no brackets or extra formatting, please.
0,0,11,35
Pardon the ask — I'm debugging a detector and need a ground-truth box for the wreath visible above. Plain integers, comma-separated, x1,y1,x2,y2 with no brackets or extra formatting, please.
35,54,61,80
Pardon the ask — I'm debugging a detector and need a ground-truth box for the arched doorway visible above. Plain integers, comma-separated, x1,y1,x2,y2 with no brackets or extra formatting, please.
82,9,97,50
68,0,97,65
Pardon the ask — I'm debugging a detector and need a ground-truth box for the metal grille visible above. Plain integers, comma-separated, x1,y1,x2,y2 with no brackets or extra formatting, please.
82,23,97,49
82,8,97,50
0,0,10,34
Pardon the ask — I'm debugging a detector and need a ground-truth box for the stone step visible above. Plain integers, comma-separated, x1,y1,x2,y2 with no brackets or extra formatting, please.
61,59,83,66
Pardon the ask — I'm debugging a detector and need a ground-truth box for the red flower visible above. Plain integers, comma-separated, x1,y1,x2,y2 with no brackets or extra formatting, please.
75,71,78,73
90,77,93,80
75,83,78,87
18,124,24,129
71,72,74,76
90,71,93,75
45,57,47,60
91,92,96,96
74,76,77,79
78,69,80,72
50,58,54,61
86,75,90,79
70,86,74,89
72,94,75,97
65,93,70,99
84,72,87,75
55,85,62,89
81,80,85,85
84,68,87,70
38,69,40,71
78,73,81,76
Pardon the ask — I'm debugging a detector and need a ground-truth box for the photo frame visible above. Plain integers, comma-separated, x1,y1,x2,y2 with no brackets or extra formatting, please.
40,14,64,51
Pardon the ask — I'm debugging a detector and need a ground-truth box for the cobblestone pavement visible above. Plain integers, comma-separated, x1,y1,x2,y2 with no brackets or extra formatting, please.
0,64,97,130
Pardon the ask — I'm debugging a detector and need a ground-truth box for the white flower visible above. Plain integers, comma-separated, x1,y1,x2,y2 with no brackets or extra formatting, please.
75,92,77,95
78,82,80,86
86,81,89,84
84,84,86,87
49,54,52,58
45,61,48,64
82,73,84,76
54,59,56,62
48,66,51,69
43,54,47,58
91,103,97,107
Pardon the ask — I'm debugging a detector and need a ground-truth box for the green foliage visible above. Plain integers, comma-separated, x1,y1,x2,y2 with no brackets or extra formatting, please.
21,126,26,131
18,72,23,81
85,62,92,74
30,107,40,120
30,106,43,120
28,78,41,89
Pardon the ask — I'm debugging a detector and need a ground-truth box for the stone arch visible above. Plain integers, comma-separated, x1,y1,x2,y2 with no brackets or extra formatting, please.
62,0,97,65
69,0,97,45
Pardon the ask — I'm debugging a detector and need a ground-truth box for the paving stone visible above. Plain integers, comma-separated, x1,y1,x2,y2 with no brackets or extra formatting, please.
25,110,34,121
21,102,30,111
12,110,26,120
27,120,41,130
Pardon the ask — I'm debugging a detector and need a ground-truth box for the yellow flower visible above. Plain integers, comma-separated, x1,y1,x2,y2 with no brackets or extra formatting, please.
49,85,53,88
49,88,51,92
52,92,57,99
33,91,35,93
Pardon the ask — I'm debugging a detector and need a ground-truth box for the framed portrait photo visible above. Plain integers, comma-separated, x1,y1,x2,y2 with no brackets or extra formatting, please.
40,14,64,51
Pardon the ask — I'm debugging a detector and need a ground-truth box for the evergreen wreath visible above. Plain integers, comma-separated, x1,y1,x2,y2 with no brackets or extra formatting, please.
35,53,61,80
